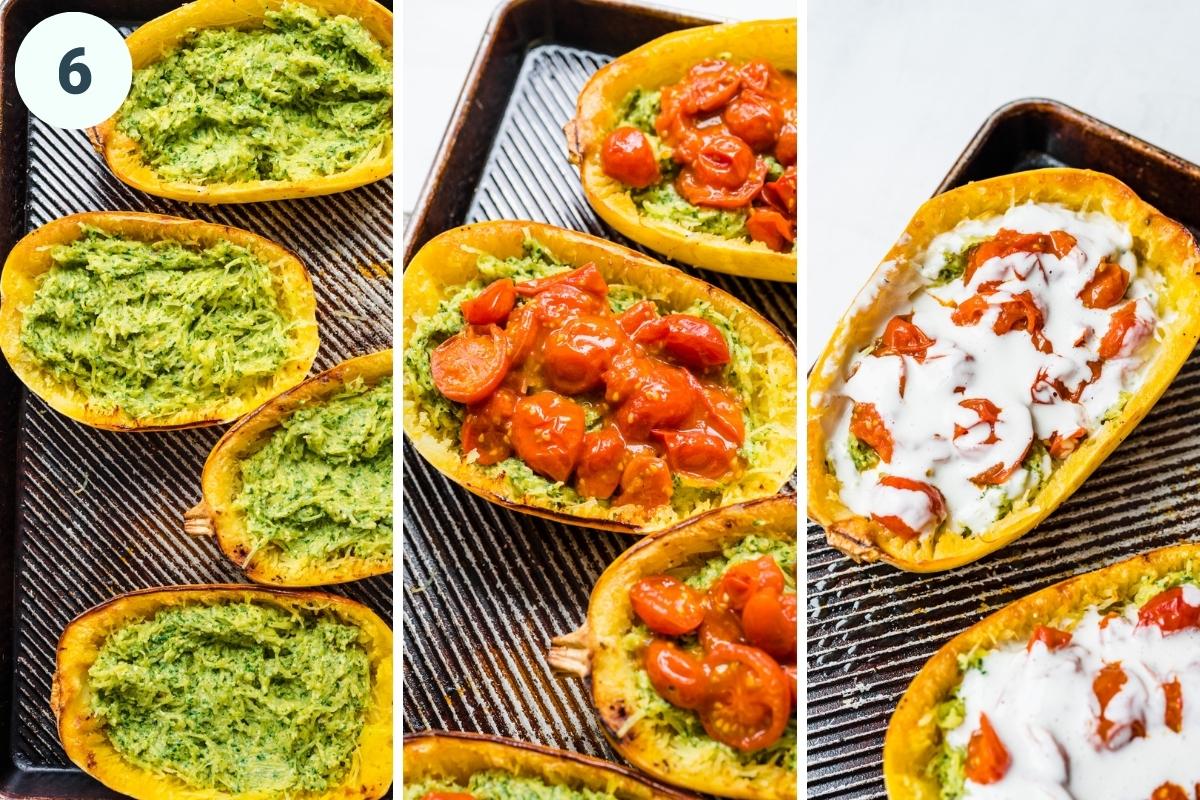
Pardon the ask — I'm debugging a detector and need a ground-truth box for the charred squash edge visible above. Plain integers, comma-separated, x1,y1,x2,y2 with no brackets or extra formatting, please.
402,219,797,535
90,0,393,204
0,211,319,431
807,168,1200,572
187,349,393,586
548,493,797,800
883,542,1200,798
51,584,393,800
402,730,699,799
567,18,797,282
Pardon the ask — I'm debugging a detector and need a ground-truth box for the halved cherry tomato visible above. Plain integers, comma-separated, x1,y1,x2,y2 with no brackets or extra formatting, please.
1165,678,1183,733
738,60,788,96
660,314,731,369
575,426,626,500
682,59,741,114
504,302,539,365
699,643,791,752
509,391,585,482
874,315,933,361
723,90,782,150
691,134,756,190
600,126,661,189
1047,428,1086,460
1080,260,1130,309
1151,784,1190,800
1099,300,1140,360
1094,661,1145,746
1026,625,1072,653
849,402,893,462
965,228,1077,284
430,325,511,405
461,278,516,325
761,166,797,216
951,294,990,327
644,639,709,710
542,315,627,395
713,556,785,612
700,599,745,651
515,263,608,298
872,476,946,540
995,291,1050,352
746,208,794,252
630,575,705,637
954,398,1001,444
965,713,1010,785
775,120,796,166
657,426,738,482
613,360,696,440
699,384,745,445
460,388,518,466
526,283,603,328
677,157,767,209
742,588,797,662
615,451,673,509
617,299,659,338
1138,586,1200,633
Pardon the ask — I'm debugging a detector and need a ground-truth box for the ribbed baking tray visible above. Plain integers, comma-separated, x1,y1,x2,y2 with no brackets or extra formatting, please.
402,0,796,770
806,99,1200,799
0,3,393,797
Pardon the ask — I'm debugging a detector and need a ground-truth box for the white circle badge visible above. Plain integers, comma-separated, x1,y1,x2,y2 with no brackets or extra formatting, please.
14,12,132,130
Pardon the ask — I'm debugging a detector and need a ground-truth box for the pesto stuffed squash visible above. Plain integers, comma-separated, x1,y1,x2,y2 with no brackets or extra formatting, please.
808,169,1200,571
568,19,797,281
403,220,796,534
549,494,796,800
885,543,1200,799
0,212,318,430
186,350,392,586
51,585,392,800
403,731,695,799
92,0,393,204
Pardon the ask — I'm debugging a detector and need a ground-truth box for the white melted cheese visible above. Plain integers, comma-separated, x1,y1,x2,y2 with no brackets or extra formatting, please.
829,202,1163,536
948,584,1200,799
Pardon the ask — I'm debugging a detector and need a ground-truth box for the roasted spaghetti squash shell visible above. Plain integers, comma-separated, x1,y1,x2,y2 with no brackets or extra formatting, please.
807,168,1200,572
89,0,393,204
883,542,1200,799
403,731,698,799
50,584,393,800
550,494,797,800
568,19,797,281
188,349,392,586
0,211,319,431
402,220,797,534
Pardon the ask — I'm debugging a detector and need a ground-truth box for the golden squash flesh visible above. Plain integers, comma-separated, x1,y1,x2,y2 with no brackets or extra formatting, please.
548,494,797,800
807,168,1200,571
186,349,392,586
403,731,697,799
567,19,797,281
51,585,393,800
91,0,393,204
402,220,797,534
0,211,319,431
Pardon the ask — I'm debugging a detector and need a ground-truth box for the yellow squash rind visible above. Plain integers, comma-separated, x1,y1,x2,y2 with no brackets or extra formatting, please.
190,349,393,586
0,211,319,431
402,220,797,534
568,19,797,281
553,494,797,800
884,543,1200,798
91,0,393,204
403,731,697,799
51,585,393,800
807,168,1200,571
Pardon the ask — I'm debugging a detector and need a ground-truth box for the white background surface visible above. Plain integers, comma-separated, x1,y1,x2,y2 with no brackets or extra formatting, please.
402,0,795,213
809,0,1200,359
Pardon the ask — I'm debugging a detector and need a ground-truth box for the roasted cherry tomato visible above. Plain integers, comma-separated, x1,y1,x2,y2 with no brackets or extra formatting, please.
1138,586,1200,633
871,475,946,541
1165,678,1183,734
644,639,709,710
761,166,797,216
659,314,730,369
746,208,794,252
970,438,1031,487
965,228,1076,284
600,126,661,189
782,663,797,707
700,601,744,651
631,575,705,637
699,384,745,445
430,324,511,405
461,278,516,325
677,157,767,209
515,263,608,298
1026,625,1072,653
617,299,660,338
774,120,796,166
691,134,755,189
722,90,782,151
1099,300,1141,360
528,283,604,328
504,302,539,365
1047,428,1086,460
965,713,1010,785
460,388,518,465
509,391,585,482
742,588,797,662
1151,784,1190,800
542,315,627,395
954,398,1001,444
738,60,787,96
874,314,933,361
1080,260,1130,309
849,402,893,462
657,426,738,482
615,451,673,509
682,59,741,114
713,556,785,612
700,642,791,752
613,360,696,440
575,426,626,499
1094,661,1145,746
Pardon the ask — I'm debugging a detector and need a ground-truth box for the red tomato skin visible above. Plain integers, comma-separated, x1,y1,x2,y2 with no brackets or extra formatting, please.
612,360,697,441
644,639,710,710
504,302,540,365
722,90,782,151
460,388,518,465
430,325,511,405
615,452,673,509
965,713,1010,784
461,278,516,325
541,315,627,395
600,126,661,189
656,426,738,482
699,642,790,752
713,556,785,612
660,314,731,368
1138,586,1200,633
1026,625,1072,653
1150,784,1190,800
849,402,894,462
741,588,797,662
746,208,794,252
509,391,585,483
617,299,660,338
575,426,626,500
1080,260,1129,309
630,575,705,637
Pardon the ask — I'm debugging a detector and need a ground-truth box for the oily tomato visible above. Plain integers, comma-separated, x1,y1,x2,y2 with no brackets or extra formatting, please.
644,639,709,710
1165,678,1183,734
964,713,1010,784
871,475,946,541
746,208,794,252
657,426,738,482
612,359,696,440
615,451,673,509
617,299,660,338
1151,785,1191,800
849,402,894,462
460,387,518,465
699,642,791,752
504,302,540,365
515,263,609,298
600,126,661,189
965,228,1077,284
677,156,767,209
1099,300,1141,360
542,315,628,395
741,587,797,662
631,575,705,637
509,391,585,482
700,599,745,651
574,426,626,499
681,59,742,114
874,315,933,361
460,278,516,325
430,324,511,405
659,314,732,369
1093,661,1146,746
1080,260,1130,309
712,555,786,611
1138,586,1200,633
761,167,797,216
699,384,745,445
1026,625,1072,653
528,283,604,328
722,90,782,151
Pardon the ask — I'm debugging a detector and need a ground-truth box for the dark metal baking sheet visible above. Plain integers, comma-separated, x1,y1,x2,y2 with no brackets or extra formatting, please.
806,98,1200,799
402,0,796,773
0,2,394,797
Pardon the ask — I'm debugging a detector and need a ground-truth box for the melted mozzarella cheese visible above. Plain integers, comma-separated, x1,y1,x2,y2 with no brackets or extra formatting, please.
829,203,1162,537
948,584,1200,799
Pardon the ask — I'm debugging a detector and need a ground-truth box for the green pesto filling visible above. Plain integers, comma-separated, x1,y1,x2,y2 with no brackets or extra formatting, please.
623,535,798,773
403,237,766,516
404,772,618,800
116,2,392,184
88,601,371,794
235,377,393,566
19,225,291,419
